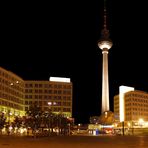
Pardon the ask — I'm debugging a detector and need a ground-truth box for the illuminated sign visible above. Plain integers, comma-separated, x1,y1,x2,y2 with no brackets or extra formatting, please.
49,77,70,83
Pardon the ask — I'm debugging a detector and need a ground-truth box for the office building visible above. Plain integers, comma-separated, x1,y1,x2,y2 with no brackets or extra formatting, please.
114,85,148,125
0,67,73,122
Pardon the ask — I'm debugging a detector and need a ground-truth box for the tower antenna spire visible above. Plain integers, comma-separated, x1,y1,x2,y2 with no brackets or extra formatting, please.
103,0,107,30
101,0,109,39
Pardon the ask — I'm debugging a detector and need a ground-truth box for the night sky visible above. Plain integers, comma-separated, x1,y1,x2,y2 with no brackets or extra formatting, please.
1,1,148,124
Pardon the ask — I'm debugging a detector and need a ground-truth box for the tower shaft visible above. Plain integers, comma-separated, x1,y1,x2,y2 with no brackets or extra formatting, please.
102,49,109,113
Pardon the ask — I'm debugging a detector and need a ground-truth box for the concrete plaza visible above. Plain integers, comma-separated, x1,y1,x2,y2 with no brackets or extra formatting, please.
0,135,148,148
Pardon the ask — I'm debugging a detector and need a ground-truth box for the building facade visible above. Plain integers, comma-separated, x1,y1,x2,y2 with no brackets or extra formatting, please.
24,79,72,117
114,86,148,125
0,67,73,122
0,67,25,122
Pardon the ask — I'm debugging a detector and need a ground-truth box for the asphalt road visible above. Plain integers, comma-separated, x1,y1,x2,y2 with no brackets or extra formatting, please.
0,135,148,148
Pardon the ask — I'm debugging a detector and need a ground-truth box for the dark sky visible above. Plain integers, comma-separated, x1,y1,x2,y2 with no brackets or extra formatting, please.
1,1,148,123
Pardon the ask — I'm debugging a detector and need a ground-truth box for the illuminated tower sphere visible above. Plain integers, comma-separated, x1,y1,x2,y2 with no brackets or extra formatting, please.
98,1,113,114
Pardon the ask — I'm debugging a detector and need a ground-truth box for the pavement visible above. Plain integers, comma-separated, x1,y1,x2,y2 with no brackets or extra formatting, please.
0,135,148,148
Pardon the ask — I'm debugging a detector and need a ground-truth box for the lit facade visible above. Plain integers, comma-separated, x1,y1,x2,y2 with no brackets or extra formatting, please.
0,66,73,122
24,79,72,117
119,86,134,122
114,86,148,123
0,67,25,122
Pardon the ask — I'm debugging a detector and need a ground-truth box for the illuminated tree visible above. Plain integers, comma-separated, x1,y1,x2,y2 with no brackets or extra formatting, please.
0,112,6,135
25,103,43,135
90,116,100,124
99,111,115,125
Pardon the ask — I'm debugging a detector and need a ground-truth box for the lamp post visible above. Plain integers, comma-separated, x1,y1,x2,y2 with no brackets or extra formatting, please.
47,102,52,133
139,118,144,130
78,124,81,133
132,121,134,135
7,110,12,135
8,110,12,125
48,102,52,111
122,121,124,136
139,118,144,127
68,123,70,135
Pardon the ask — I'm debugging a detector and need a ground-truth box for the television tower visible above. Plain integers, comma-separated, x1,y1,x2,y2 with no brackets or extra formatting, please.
98,0,113,113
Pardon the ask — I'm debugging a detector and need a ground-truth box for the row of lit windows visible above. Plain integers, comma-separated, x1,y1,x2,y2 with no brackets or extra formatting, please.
25,83,72,89
126,108,148,112
0,89,23,98
25,106,71,112
0,101,23,110
0,80,72,92
126,112,147,115
0,70,22,83
25,95,71,100
125,117,132,121
25,89,71,95
125,98,148,103
0,79,71,91
126,112,148,116
0,78,24,88
0,85,23,94
125,117,148,121
125,103,148,107
125,93,148,99
0,94,23,104
24,101,71,106
130,108,148,111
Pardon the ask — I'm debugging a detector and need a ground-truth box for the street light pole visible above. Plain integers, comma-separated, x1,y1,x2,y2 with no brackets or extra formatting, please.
68,123,70,135
47,102,52,134
48,102,52,110
122,121,124,136
132,121,134,135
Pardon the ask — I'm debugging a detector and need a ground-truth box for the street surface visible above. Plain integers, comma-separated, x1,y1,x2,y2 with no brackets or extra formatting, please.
0,135,148,148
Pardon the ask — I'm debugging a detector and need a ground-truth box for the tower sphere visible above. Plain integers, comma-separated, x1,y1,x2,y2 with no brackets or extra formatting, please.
98,40,113,50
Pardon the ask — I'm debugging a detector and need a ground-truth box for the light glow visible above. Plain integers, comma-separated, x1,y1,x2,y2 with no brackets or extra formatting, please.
138,118,144,127
98,41,112,50
49,77,70,83
101,125,113,128
119,85,134,122
48,102,52,105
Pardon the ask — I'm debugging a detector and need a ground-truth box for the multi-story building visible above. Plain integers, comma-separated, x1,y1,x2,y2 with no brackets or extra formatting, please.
114,86,148,127
0,67,73,122
0,67,25,122
24,78,72,117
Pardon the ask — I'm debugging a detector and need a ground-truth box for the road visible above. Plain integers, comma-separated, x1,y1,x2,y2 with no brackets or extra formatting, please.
0,135,148,148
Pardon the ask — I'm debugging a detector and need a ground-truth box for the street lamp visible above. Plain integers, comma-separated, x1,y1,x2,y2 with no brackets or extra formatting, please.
78,123,81,133
48,102,52,110
138,118,144,134
138,118,144,128
68,123,71,135
8,110,12,125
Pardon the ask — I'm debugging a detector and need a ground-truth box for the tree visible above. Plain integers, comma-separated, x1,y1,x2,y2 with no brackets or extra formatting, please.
25,103,43,136
90,116,100,124
0,112,6,135
99,111,115,125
